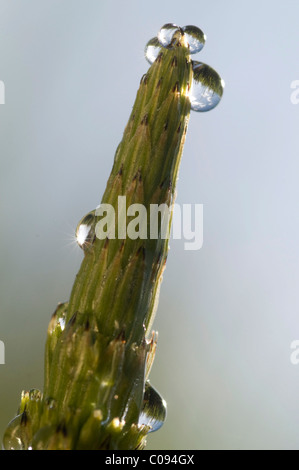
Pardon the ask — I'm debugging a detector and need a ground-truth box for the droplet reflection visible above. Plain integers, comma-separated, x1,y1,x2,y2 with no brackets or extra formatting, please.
138,381,167,433
157,23,180,48
182,25,206,54
3,414,27,450
190,61,224,112
75,210,96,250
145,37,162,65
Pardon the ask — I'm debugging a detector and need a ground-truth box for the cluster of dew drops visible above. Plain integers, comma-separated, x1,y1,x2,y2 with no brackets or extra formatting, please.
3,383,166,450
145,23,225,112
75,24,224,251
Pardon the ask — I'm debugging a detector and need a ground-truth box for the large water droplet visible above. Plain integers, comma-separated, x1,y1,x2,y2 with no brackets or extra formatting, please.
190,61,224,112
3,414,29,450
157,23,180,48
144,37,162,65
76,210,96,250
182,25,206,54
138,382,167,433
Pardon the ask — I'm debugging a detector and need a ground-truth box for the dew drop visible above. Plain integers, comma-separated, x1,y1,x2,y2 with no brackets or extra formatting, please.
182,25,206,54
76,210,96,249
58,316,66,331
138,381,167,433
157,23,180,48
3,414,28,450
190,61,224,112
48,303,68,335
145,37,162,65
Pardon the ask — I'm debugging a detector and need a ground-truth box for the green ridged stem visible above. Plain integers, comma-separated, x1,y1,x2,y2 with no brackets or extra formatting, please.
3,29,196,450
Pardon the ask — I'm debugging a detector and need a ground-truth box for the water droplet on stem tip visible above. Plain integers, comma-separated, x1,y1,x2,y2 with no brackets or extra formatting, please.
190,61,224,112
145,37,162,64
157,23,180,48
182,25,206,54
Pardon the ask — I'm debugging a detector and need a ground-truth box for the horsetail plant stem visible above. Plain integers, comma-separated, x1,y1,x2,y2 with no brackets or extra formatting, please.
3,23,223,450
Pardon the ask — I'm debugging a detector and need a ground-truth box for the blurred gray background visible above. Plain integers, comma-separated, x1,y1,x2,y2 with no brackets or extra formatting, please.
1,0,299,450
